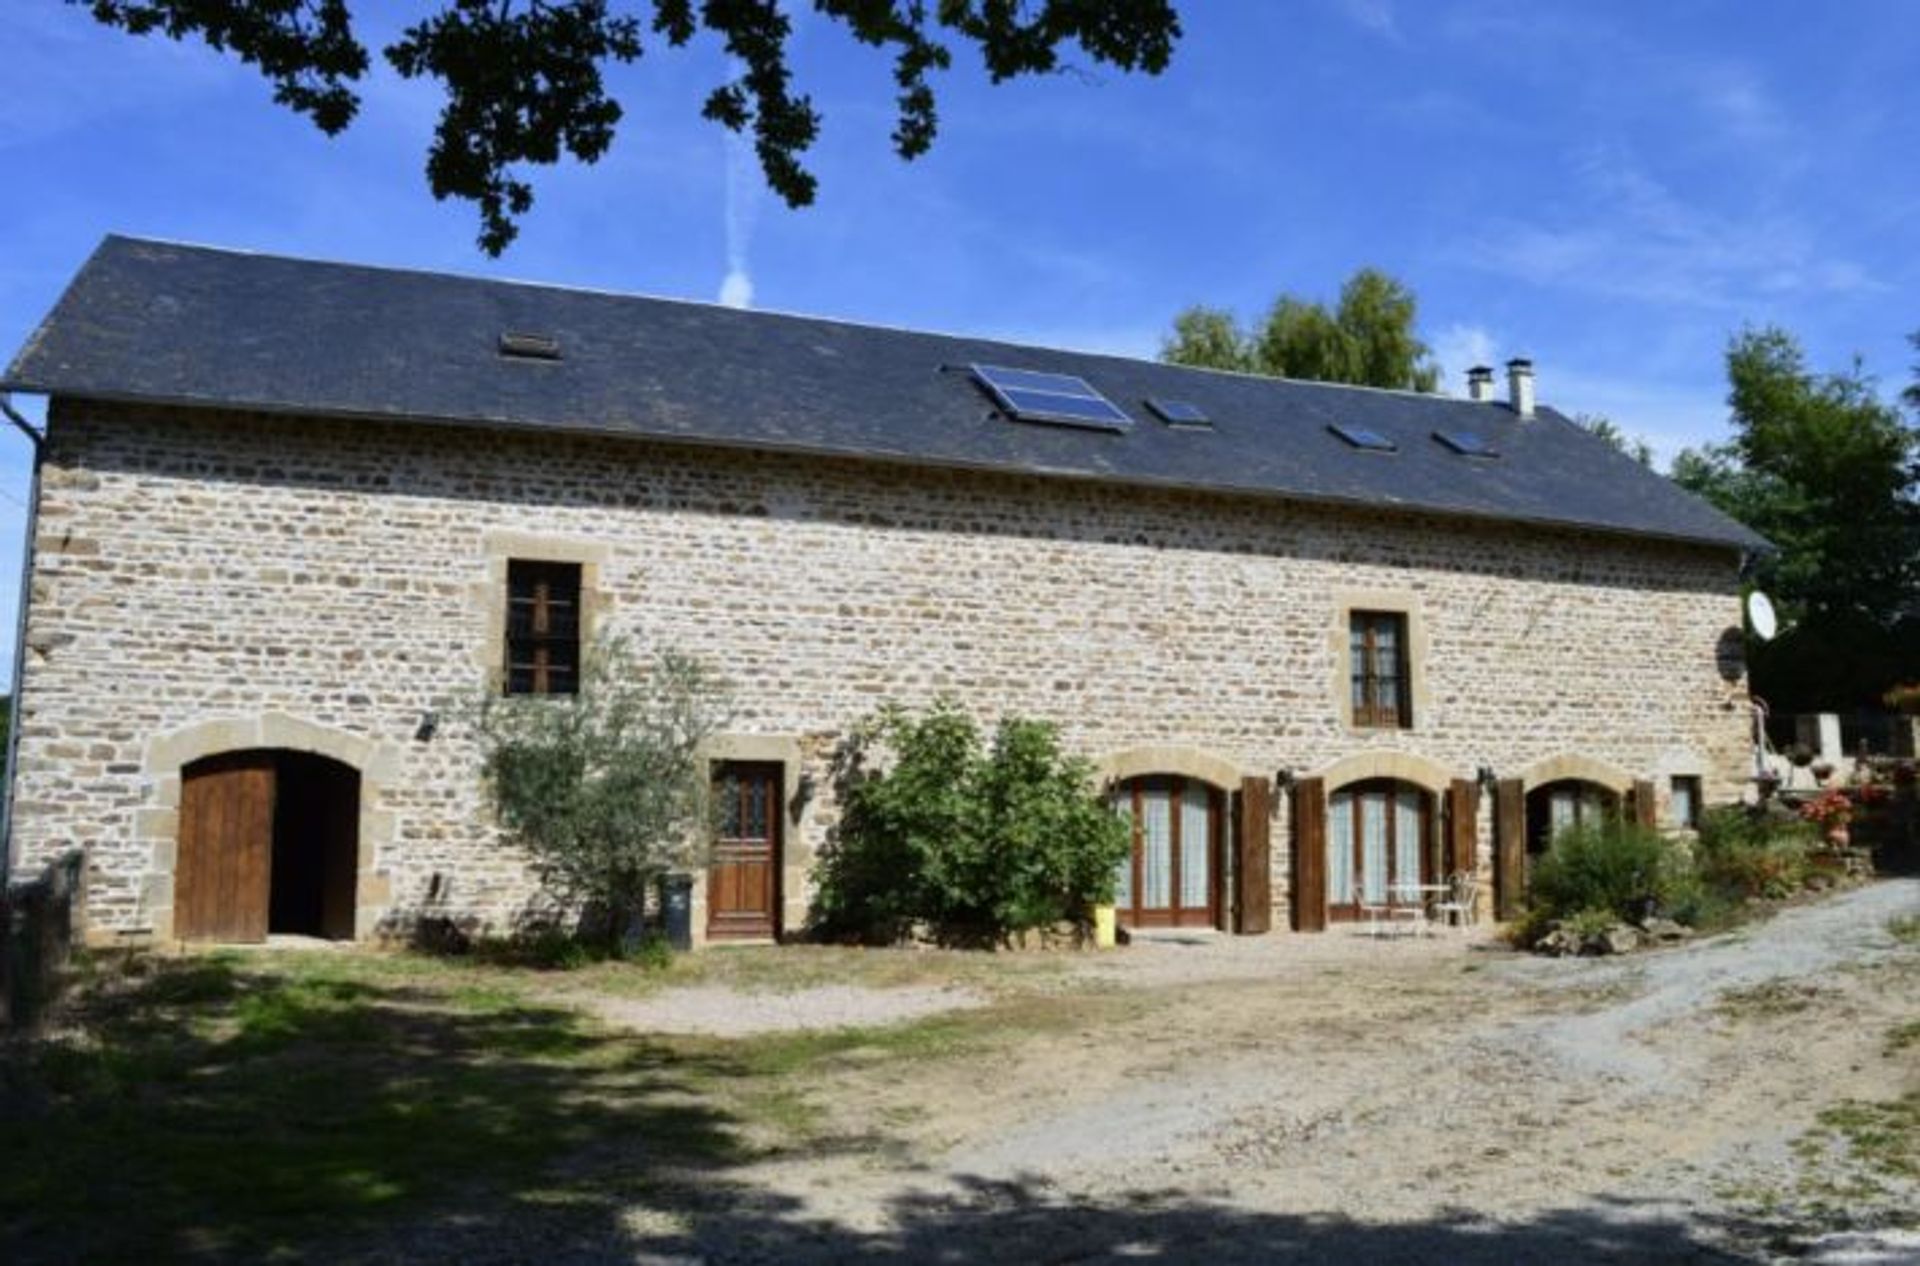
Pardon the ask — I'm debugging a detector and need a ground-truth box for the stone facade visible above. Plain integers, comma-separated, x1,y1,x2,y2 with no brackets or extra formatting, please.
9,400,1753,942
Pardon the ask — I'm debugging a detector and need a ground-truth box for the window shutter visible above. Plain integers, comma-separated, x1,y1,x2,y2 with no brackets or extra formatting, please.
1494,778,1527,921
1631,779,1658,829
1447,778,1480,876
1290,776,1327,932
1233,776,1272,934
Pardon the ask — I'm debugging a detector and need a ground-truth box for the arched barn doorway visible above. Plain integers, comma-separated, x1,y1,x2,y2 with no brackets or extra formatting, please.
1525,779,1620,856
1110,775,1224,929
175,750,360,942
1326,779,1436,923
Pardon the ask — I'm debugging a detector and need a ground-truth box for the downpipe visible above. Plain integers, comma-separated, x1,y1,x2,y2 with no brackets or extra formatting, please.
0,394,44,890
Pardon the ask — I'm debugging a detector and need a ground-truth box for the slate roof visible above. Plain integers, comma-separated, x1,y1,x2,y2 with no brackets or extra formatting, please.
4,236,1766,553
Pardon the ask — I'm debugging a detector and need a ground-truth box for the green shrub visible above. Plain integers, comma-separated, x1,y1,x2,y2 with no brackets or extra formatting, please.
812,699,1131,945
1527,819,1687,926
1695,805,1815,900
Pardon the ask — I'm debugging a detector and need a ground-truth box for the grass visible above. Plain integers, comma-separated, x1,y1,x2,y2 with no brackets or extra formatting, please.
1888,915,1920,945
0,942,1090,1258
1714,978,1826,1020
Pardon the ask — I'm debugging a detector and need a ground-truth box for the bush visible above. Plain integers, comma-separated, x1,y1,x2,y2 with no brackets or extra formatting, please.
812,700,1131,945
1694,805,1815,900
1526,819,1687,927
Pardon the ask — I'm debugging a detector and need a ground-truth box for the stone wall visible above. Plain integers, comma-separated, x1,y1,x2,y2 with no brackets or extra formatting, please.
10,401,1753,940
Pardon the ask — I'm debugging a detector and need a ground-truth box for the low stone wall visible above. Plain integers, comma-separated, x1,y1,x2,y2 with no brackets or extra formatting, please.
1,848,87,1034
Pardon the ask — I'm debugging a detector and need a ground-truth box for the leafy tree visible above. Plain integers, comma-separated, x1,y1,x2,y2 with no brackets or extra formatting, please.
1161,267,1440,391
1671,327,1920,711
468,639,731,948
76,0,1182,254
1573,413,1654,468
814,699,1130,945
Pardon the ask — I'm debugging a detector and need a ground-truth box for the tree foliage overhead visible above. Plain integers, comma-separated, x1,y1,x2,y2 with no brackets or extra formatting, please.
1671,326,1920,712
76,0,1181,254
1572,413,1654,468
1160,268,1441,392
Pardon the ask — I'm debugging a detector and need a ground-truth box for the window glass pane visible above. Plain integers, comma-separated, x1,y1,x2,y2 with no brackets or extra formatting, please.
1328,791,1354,904
1671,777,1697,827
1180,783,1211,911
1361,790,1389,903
1110,791,1134,909
717,775,742,837
1550,787,1576,836
1141,785,1172,908
742,777,770,839
1394,788,1422,894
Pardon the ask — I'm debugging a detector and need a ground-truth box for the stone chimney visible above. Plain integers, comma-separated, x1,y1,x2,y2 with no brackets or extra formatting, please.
1506,358,1535,419
1466,365,1496,403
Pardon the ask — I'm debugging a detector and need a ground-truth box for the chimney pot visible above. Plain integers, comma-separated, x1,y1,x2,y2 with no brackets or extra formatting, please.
1466,365,1496,403
1506,357,1535,419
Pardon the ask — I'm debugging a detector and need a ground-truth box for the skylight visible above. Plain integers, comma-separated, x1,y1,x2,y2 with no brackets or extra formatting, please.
1328,423,1396,452
970,364,1132,432
498,331,562,361
1147,398,1211,428
1434,430,1499,458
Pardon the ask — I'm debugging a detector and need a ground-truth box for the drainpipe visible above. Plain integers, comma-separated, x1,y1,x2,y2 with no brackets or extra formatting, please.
0,394,44,890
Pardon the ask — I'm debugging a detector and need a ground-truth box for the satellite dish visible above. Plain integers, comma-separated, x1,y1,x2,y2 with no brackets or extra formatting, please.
1746,591,1778,642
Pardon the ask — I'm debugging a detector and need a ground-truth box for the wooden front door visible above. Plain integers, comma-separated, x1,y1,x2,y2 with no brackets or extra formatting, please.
1112,776,1221,929
1326,780,1431,923
708,762,782,941
176,752,277,942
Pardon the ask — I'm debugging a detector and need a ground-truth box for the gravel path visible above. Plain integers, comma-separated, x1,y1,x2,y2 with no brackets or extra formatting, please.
577,984,986,1037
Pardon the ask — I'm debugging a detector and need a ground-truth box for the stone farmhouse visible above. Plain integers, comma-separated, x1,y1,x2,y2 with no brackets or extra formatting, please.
1,237,1767,946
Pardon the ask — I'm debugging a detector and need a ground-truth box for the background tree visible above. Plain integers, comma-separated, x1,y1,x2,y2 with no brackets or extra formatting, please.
1161,267,1440,391
1573,413,1654,468
76,0,1181,255
1671,326,1920,713
469,639,731,949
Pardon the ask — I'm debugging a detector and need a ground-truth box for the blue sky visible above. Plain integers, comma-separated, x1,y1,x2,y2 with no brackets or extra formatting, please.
2,1,1917,680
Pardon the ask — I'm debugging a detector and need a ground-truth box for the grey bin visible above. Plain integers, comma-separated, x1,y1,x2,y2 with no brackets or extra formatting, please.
658,873,694,952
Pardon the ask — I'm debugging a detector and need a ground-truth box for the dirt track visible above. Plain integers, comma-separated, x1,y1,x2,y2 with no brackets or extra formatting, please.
694,880,1919,1264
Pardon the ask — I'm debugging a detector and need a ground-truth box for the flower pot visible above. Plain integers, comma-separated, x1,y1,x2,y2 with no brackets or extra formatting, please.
1811,762,1834,786
1825,825,1851,849
1092,904,1117,949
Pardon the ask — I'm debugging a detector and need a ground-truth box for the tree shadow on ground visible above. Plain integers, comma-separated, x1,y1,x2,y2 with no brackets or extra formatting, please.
0,952,780,1263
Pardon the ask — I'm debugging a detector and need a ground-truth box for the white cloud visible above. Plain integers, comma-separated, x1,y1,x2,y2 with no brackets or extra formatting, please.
717,99,760,310
1432,323,1499,395
1331,0,1401,40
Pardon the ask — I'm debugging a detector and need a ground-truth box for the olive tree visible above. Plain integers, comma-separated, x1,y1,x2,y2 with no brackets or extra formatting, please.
469,639,731,946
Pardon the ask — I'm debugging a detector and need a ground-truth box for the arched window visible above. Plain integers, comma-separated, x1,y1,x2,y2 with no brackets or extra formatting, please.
1109,776,1223,929
1525,779,1620,854
1326,779,1433,922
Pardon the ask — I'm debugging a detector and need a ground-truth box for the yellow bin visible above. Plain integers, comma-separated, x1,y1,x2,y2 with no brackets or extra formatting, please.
1092,904,1117,949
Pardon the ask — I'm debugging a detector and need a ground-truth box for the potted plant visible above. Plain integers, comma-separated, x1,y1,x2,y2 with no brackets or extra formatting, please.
1799,789,1854,850
1811,759,1835,785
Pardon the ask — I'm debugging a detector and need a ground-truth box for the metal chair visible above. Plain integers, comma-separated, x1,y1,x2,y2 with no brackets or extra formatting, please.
1431,870,1478,930
1355,878,1396,937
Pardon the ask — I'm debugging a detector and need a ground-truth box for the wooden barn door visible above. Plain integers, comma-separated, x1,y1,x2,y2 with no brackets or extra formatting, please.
176,753,276,942
708,762,782,941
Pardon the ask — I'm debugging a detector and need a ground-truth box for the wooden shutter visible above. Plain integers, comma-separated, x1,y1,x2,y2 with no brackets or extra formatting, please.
1493,777,1526,921
1233,776,1272,935
176,753,276,943
1290,776,1327,933
1446,778,1480,876
1630,779,1657,829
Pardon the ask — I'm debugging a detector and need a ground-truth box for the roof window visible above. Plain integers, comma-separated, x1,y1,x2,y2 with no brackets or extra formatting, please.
1329,423,1396,452
499,331,563,361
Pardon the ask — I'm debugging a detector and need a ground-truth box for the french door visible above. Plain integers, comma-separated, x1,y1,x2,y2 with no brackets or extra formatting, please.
1326,780,1430,922
1112,776,1220,929
708,762,782,940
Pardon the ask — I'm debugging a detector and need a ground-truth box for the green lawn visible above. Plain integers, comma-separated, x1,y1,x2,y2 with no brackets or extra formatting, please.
0,945,1072,1261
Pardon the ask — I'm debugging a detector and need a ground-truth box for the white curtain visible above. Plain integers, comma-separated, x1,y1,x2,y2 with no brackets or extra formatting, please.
1361,790,1389,903
1328,790,1355,904
1394,788,1422,895
1180,782,1211,910
1142,785,1172,909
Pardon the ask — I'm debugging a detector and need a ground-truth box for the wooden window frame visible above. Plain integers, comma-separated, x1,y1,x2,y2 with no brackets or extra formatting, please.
1349,610,1412,729
504,560,583,696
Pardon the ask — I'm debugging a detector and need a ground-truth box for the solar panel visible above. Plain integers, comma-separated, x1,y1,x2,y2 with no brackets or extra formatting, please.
971,364,1132,432
1328,423,1397,452
1147,398,1211,427
1434,429,1499,458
